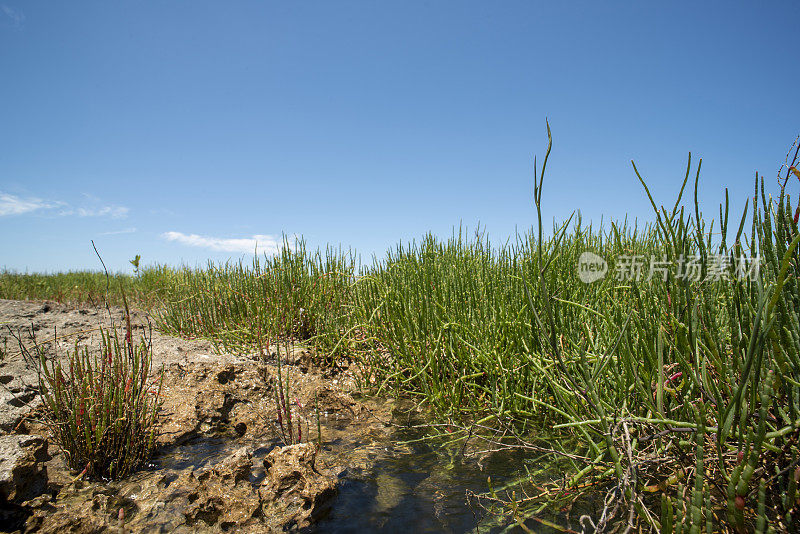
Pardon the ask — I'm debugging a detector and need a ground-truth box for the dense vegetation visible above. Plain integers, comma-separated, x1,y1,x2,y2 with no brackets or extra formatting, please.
4,132,800,531
0,266,172,307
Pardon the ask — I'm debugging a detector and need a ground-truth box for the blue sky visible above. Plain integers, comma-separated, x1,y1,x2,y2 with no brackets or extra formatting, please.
1,1,798,272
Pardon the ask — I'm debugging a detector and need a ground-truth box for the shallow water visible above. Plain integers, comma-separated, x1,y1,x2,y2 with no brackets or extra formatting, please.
62,401,583,533
314,410,574,533
316,430,503,532
149,434,278,485
150,432,548,533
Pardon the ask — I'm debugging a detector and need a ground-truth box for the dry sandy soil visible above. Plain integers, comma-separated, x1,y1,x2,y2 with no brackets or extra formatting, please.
0,299,401,533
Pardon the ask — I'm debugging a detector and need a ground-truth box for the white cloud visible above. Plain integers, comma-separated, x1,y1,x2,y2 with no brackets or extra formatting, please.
0,193,59,216
1,5,25,28
99,227,137,236
162,232,281,254
77,206,130,219
0,191,129,219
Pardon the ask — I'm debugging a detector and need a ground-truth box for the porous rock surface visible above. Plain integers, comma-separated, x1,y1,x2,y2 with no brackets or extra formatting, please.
260,443,337,530
0,434,49,503
0,299,378,533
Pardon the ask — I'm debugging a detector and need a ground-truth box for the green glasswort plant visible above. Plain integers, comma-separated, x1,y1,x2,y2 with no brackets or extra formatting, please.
36,327,163,480
271,334,302,445
154,237,355,361
492,128,800,531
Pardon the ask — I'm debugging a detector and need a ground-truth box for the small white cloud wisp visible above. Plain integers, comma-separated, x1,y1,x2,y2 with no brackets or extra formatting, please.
161,232,282,254
99,227,137,236
0,191,129,219
76,206,130,219
1,5,25,28
0,193,60,216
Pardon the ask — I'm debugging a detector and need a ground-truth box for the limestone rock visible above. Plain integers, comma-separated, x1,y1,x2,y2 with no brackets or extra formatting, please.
182,447,261,529
0,434,49,503
0,380,41,432
259,443,336,529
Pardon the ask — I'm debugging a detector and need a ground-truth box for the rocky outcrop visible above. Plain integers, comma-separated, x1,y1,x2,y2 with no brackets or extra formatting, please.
260,442,337,530
27,443,337,533
0,301,381,533
0,434,49,532
0,434,49,503
182,447,262,529
157,362,267,447
0,377,41,433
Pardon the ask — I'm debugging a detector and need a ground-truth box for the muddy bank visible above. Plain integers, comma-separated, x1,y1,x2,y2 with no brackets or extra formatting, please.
0,299,401,532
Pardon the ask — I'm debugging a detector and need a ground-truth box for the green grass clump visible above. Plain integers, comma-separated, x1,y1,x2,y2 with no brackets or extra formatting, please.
452,130,800,531
0,266,173,307
36,327,163,480
154,239,355,358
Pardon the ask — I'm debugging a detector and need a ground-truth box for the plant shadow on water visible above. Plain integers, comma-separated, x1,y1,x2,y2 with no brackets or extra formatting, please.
315,409,583,534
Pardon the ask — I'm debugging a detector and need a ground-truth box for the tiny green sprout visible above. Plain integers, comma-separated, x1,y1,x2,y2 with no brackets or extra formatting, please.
129,254,141,275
